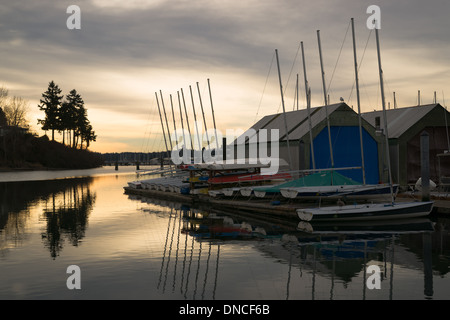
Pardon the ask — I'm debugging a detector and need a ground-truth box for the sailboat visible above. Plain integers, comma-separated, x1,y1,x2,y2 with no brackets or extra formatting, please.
296,20,434,222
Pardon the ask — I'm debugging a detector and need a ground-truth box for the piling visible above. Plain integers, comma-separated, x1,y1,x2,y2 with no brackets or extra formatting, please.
421,131,430,201
423,232,433,298
222,137,227,162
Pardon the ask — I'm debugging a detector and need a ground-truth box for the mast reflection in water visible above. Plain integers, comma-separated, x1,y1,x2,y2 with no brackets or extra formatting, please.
136,194,447,300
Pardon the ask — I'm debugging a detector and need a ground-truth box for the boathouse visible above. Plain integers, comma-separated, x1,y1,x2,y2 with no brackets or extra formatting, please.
232,102,384,185
362,103,450,187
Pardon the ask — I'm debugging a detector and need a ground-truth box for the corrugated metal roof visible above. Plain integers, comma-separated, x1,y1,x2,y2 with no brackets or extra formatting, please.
259,107,314,139
362,104,439,139
234,103,348,143
231,113,279,145
286,103,344,140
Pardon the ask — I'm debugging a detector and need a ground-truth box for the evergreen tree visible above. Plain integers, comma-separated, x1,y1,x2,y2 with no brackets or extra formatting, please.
37,83,96,149
61,89,83,147
80,123,97,149
38,81,63,141
73,101,88,149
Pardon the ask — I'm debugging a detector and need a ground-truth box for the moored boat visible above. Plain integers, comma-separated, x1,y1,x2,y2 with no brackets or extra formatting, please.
127,181,142,189
296,201,434,222
281,183,398,201
296,24,435,223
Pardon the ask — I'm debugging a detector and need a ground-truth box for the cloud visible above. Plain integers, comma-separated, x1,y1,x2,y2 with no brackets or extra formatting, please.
1,0,449,152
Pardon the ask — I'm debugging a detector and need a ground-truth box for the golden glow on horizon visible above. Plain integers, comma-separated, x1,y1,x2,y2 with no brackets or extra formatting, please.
4,42,449,155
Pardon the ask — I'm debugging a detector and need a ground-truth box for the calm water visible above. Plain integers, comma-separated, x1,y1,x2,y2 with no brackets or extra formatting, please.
1,166,450,300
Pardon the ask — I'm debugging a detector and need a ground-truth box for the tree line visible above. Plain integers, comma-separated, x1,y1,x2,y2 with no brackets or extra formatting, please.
38,81,96,149
0,83,102,169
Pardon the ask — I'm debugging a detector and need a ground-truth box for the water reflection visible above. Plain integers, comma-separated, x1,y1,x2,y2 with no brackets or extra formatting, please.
152,207,219,300
293,221,434,299
132,194,450,300
0,178,95,259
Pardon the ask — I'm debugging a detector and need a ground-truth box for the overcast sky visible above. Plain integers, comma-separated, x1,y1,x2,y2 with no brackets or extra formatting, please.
1,0,449,153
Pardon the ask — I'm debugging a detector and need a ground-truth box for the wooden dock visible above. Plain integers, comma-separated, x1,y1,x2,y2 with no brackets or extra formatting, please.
432,200,450,213
124,186,450,220
397,192,450,214
124,186,300,219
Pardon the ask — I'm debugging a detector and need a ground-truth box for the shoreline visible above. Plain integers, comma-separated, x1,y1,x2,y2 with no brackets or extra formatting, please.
0,164,104,173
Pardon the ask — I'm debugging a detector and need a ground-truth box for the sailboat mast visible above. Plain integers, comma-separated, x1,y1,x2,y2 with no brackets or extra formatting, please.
275,49,293,171
296,74,299,110
317,30,328,106
177,91,187,151
170,94,178,153
207,79,220,151
375,26,394,204
189,85,203,152
155,92,171,164
317,30,334,169
197,82,210,149
393,92,397,109
351,18,366,185
181,88,194,152
160,90,173,151
301,41,316,170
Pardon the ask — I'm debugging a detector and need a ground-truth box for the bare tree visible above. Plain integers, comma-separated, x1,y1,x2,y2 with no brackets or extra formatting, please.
0,87,9,114
4,96,30,128
0,87,30,129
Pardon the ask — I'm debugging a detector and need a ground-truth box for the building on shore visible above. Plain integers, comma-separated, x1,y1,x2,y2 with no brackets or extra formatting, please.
231,102,450,188
232,102,385,185
362,103,450,187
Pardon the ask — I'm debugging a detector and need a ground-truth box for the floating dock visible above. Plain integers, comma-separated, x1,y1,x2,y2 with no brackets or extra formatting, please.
123,185,450,220
125,160,450,220
123,186,300,219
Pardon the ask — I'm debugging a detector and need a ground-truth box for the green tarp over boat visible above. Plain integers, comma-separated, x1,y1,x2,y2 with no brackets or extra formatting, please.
253,171,360,194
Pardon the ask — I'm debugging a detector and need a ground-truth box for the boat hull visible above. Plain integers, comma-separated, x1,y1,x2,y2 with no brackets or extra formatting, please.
281,184,398,201
281,185,354,199
209,172,291,184
254,190,267,198
222,188,240,197
297,201,434,222
127,181,142,189
240,188,253,197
